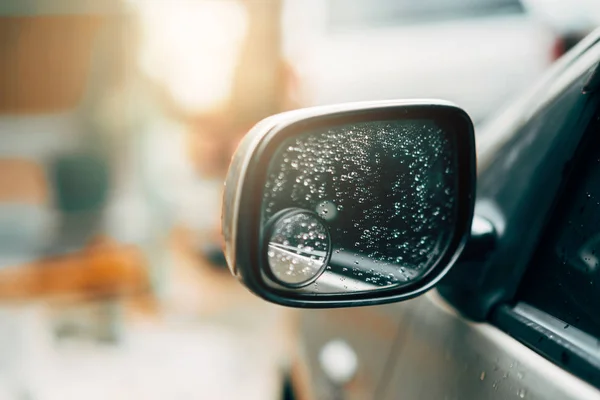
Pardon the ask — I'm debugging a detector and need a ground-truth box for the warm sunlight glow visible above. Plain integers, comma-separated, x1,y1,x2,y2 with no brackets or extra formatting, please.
132,0,248,114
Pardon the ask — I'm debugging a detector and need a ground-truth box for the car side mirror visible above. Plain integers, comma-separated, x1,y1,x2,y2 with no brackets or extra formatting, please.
222,100,476,307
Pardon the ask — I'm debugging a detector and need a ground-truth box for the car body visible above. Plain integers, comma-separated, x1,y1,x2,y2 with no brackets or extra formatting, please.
282,0,564,124
276,28,600,399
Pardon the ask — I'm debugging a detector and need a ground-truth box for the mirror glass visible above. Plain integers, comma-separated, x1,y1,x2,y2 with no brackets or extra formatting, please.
261,119,457,294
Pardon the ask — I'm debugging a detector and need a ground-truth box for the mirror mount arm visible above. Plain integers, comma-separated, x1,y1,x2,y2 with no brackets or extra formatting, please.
437,215,498,320
460,215,497,263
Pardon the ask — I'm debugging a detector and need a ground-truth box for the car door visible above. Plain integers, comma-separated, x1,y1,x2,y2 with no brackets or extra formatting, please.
374,31,600,399
290,303,407,400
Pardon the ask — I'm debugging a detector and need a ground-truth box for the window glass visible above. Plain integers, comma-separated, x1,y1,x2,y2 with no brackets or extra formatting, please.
518,103,600,338
328,0,524,30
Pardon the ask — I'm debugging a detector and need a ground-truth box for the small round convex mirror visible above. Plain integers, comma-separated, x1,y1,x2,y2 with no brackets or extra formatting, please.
264,208,332,288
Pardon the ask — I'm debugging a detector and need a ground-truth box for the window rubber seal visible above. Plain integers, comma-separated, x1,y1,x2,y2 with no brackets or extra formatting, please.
492,303,600,389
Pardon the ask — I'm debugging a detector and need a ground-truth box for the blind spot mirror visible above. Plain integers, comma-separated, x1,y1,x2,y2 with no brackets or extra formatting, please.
223,100,476,308
266,208,331,287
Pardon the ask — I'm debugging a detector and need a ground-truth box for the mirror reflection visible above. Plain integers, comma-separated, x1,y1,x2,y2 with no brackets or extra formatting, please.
262,119,457,294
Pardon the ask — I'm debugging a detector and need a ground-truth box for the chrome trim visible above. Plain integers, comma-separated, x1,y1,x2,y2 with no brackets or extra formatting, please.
514,302,600,361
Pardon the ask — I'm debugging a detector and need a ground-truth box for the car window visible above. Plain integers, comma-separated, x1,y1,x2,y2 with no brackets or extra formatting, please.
517,100,600,338
328,0,525,30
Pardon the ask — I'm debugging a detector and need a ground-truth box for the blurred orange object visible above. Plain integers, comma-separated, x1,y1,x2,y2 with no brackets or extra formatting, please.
0,238,149,302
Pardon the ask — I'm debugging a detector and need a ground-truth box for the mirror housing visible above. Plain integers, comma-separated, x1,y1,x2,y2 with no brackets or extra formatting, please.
223,100,476,308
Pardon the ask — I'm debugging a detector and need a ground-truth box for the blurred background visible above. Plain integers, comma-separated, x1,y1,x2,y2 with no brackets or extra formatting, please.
0,0,598,398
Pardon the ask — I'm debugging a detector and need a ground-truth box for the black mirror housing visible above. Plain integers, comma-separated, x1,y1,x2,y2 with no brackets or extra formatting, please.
222,100,476,308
